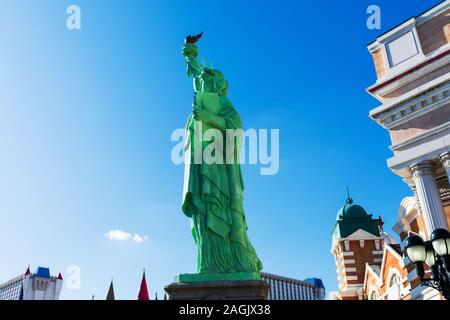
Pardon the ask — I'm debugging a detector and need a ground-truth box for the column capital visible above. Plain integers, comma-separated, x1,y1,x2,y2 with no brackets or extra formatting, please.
439,152,450,170
409,160,436,179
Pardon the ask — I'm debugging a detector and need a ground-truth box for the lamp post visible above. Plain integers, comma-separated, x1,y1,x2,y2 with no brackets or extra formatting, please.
404,229,450,300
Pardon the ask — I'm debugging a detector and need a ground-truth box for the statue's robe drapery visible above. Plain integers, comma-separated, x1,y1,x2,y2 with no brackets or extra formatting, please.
181,44,262,274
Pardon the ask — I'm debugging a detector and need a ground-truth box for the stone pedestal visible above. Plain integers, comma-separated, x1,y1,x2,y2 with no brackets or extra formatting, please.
165,279,269,300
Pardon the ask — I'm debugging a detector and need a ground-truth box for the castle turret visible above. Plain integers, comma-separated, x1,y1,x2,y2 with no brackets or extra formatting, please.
331,197,384,300
0,266,63,300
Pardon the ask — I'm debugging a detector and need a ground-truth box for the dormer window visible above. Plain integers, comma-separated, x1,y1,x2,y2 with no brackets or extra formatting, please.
380,23,425,76
385,30,420,67
367,17,429,80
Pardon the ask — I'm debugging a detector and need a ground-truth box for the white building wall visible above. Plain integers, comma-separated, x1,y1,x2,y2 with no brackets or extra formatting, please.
22,276,63,300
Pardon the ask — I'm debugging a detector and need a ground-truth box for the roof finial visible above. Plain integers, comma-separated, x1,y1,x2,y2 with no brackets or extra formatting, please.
377,215,384,233
24,265,31,276
346,186,353,204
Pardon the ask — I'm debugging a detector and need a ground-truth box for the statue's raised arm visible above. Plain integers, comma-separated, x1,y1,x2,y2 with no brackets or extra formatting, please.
182,32,203,91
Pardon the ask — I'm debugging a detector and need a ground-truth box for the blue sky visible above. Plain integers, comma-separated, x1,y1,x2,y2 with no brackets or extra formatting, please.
0,0,439,299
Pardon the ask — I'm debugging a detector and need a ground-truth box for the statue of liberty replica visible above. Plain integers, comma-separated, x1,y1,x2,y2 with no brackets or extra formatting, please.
165,33,268,300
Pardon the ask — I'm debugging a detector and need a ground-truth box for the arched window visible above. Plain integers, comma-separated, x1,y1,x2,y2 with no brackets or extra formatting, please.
387,269,404,300
370,290,380,300
389,273,401,288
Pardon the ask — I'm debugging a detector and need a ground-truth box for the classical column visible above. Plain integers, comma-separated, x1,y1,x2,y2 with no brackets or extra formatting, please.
439,152,450,181
409,161,448,235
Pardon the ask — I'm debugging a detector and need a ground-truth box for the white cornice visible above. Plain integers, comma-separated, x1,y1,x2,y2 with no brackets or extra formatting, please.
387,133,450,177
390,122,450,152
371,79,450,129
372,79,449,129
367,1,450,52
367,48,450,102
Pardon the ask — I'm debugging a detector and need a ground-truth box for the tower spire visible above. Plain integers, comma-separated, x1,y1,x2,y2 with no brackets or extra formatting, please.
106,279,115,300
137,269,149,300
346,186,353,204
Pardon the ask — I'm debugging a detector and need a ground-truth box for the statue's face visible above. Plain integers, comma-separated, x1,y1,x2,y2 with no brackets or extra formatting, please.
200,68,227,96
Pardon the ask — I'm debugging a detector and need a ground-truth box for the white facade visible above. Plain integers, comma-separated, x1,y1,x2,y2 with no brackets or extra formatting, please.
368,1,450,239
367,1,450,300
0,267,63,300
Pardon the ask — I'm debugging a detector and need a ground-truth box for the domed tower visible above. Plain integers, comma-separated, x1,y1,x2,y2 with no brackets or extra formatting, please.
331,197,384,300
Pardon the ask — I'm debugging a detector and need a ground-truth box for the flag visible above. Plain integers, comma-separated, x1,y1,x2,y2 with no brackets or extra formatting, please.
106,280,115,300
137,270,149,300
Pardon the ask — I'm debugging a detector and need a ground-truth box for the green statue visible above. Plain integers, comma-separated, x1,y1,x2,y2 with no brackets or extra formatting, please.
181,33,263,277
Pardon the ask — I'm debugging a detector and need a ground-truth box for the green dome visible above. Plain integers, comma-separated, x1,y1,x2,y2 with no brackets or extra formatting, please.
336,198,370,221
332,197,380,239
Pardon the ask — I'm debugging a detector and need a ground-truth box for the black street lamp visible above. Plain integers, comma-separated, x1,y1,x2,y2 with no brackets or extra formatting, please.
404,228,450,300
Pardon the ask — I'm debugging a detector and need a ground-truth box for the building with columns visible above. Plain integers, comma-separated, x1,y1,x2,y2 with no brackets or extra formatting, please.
331,0,449,300
367,0,450,238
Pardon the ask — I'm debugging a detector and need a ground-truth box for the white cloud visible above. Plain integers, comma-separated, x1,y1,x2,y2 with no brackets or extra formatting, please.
105,229,148,244
132,233,148,243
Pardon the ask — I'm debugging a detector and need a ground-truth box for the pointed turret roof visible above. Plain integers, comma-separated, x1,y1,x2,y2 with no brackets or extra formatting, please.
106,280,115,300
137,270,149,300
